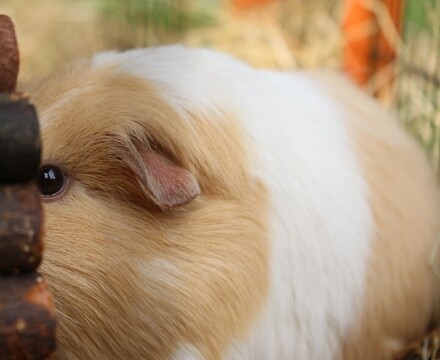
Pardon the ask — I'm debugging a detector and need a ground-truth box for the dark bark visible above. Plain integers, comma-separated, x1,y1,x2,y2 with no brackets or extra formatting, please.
0,183,43,274
0,15,57,359
0,272,57,360
0,95,41,183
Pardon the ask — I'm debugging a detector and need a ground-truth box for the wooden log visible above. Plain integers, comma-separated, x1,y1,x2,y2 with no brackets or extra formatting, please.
0,95,41,183
0,15,19,93
0,183,43,274
0,272,57,360
0,13,57,359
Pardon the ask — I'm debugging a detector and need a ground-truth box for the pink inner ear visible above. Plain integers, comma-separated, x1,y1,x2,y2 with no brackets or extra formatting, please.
138,150,200,209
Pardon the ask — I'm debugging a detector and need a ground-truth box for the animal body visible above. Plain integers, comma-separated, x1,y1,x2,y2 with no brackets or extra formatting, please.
27,45,440,360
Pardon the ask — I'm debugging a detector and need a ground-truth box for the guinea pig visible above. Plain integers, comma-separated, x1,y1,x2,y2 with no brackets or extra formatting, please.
27,45,440,360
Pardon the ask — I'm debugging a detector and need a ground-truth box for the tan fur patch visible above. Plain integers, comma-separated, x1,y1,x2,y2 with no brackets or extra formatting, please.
314,72,440,360
29,62,269,359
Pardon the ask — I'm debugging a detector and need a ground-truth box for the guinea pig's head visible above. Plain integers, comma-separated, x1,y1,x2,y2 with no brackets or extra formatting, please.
28,47,269,359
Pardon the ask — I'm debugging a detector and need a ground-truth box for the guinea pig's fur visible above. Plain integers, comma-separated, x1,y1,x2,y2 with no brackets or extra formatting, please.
27,45,440,360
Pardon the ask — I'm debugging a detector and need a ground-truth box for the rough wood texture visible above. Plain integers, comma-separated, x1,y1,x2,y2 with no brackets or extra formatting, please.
0,95,41,183
0,15,19,93
0,183,43,274
0,14,57,359
0,272,57,360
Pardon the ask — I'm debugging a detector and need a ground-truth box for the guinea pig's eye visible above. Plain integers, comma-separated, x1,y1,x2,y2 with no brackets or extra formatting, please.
37,164,68,199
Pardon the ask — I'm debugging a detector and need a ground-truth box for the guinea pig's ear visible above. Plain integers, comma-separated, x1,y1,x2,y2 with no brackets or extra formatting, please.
128,139,200,209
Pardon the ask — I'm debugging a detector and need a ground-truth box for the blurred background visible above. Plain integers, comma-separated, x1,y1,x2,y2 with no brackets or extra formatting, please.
0,0,344,79
0,0,439,173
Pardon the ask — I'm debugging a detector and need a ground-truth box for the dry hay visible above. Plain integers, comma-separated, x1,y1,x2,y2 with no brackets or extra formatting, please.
396,328,440,360
395,1,440,176
0,0,344,81
183,0,343,70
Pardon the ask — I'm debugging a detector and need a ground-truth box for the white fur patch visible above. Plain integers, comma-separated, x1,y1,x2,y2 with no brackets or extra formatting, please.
224,72,372,360
170,344,204,360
